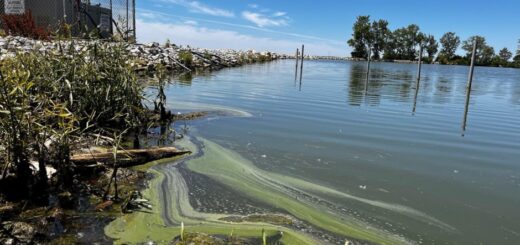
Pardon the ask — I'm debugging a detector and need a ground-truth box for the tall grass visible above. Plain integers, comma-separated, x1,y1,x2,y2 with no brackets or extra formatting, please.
0,39,145,201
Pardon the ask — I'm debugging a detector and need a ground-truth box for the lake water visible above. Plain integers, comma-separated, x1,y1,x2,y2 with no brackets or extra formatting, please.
166,60,520,244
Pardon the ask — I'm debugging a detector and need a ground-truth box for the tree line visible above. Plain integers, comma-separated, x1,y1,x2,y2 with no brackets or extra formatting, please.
347,16,520,68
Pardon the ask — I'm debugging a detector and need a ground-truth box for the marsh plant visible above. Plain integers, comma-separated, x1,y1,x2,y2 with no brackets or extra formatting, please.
180,221,185,241
262,229,267,245
178,51,194,67
0,39,145,202
154,63,170,121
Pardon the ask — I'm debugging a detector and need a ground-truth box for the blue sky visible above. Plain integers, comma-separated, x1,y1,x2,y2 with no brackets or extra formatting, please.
136,0,520,56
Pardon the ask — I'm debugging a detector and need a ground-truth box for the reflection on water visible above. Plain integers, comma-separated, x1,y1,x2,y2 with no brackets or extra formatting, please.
511,77,520,105
348,63,417,107
345,61,519,135
347,63,366,106
167,60,520,244
177,72,194,86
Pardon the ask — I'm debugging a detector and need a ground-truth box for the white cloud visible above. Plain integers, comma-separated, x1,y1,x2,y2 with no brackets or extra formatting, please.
160,0,234,17
184,20,198,25
273,12,287,17
136,19,347,56
137,8,346,49
242,11,288,28
139,12,160,19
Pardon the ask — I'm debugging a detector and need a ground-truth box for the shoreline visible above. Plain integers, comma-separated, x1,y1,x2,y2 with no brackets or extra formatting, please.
0,36,288,74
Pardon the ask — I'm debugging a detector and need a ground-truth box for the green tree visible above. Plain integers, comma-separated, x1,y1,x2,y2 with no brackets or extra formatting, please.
390,27,407,59
498,48,513,61
406,25,422,60
423,34,438,61
439,32,460,59
462,36,495,65
391,24,422,60
517,39,520,55
370,19,391,60
382,32,396,60
514,55,520,62
480,46,496,65
514,39,520,63
347,16,372,58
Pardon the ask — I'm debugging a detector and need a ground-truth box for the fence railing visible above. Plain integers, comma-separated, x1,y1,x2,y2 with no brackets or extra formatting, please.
0,0,135,41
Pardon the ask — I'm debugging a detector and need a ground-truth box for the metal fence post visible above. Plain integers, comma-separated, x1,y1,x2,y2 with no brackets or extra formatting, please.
126,0,129,41
132,0,136,42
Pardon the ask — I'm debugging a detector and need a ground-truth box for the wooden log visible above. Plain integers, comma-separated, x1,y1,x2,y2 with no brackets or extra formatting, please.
191,51,217,65
71,147,191,168
191,51,230,67
167,56,192,72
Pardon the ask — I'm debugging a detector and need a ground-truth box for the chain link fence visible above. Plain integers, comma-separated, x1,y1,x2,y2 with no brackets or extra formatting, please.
0,0,135,41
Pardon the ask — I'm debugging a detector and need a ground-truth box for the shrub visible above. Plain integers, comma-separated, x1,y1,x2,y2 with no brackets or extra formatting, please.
178,51,193,67
1,11,50,40
0,40,144,200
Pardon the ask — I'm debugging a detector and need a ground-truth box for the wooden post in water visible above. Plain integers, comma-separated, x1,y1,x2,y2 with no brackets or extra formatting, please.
299,45,305,83
412,46,424,114
295,48,300,81
462,40,478,136
364,47,371,93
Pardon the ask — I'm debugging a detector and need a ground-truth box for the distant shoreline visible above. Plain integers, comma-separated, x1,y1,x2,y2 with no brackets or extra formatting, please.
288,56,520,68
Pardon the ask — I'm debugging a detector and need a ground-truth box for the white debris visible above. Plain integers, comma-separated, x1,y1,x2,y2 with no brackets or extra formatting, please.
29,160,57,179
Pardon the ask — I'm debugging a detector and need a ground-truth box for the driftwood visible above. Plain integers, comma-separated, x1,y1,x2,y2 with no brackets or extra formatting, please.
167,56,192,72
71,147,191,168
191,51,230,67
190,51,216,65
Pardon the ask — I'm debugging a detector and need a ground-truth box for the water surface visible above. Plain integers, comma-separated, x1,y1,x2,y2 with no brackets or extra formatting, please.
167,60,520,244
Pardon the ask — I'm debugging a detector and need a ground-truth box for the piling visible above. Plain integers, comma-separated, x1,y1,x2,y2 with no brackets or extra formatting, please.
299,45,305,83
364,48,371,93
462,40,478,135
412,46,424,113
295,48,300,80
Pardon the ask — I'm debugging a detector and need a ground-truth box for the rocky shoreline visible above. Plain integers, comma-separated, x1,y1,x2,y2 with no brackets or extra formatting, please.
0,36,431,67
0,36,289,73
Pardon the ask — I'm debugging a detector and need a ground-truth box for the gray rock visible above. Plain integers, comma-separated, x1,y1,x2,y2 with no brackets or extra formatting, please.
0,35,284,71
